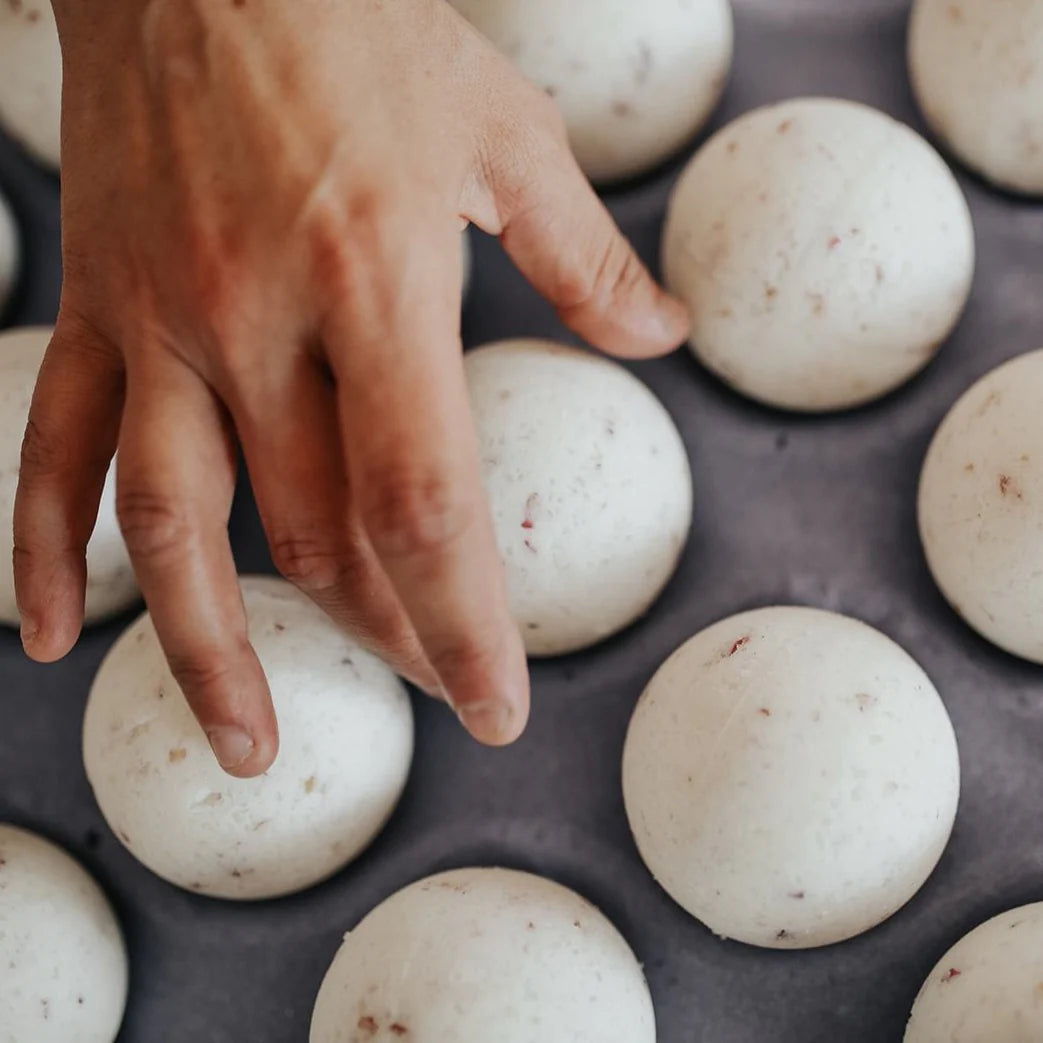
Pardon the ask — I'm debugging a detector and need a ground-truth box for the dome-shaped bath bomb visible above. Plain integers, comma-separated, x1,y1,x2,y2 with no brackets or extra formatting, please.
0,824,127,1043
918,349,1043,663
0,188,18,314
905,903,1043,1042
448,0,733,183
0,0,62,168
83,576,414,901
0,327,139,627
909,0,1043,196
465,340,692,656
310,867,656,1043
662,97,975,411
622,606,960,949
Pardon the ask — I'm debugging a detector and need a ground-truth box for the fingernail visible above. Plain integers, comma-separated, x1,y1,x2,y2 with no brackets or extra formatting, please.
206,726,255,770
457,700,513,745
655,294,692,341
20,616,39,650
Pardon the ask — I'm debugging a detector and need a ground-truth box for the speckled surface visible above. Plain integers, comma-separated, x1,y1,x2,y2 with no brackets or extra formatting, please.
662,96,975,411
466,340,692,656
310,868,656,1042
1,1,1041,1040
622,607,960,950
447,0,733,184
918,350,1043,665
909,0,1043,198
0,824,127,1043
904,901,1043,1042
83,578,414,903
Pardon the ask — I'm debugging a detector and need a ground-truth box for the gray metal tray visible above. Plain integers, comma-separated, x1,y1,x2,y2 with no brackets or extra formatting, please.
2,1,1042,1040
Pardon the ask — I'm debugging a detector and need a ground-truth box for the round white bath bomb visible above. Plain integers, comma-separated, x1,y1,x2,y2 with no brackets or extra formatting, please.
449,0,733,183
466,340,692,656
918,350,1043,663
662,96,975,412
83,576,414,900
0,824,127,1043
909,0,1043,196
0,0,62,168
905,903,1043,1042
310,867,656,1043
622,606,960,949
0,189,18,313
0,327,138,627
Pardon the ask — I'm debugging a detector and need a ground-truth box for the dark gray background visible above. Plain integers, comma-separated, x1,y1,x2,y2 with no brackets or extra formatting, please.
2,1,1042,1040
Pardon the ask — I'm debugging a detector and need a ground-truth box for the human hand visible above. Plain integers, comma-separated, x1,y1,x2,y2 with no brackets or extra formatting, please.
14,0,689,776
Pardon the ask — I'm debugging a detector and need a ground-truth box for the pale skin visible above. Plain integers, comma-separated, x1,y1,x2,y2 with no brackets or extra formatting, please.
14,0,689,777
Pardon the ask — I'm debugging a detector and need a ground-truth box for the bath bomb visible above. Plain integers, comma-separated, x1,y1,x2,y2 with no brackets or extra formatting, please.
905,903,1043,1042
466,340,692,656
622,606,960,949
449,0,733,183
909,0,1043,196
0,0,62,168
310,867,656,1043
83,576,414,901
662,96,975,411
0,188,18,314
0,824,127,1043
0,327,138,627
918,350,1043,663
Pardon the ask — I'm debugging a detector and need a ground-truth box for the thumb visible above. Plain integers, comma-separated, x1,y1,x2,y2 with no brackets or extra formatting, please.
476,96,690,358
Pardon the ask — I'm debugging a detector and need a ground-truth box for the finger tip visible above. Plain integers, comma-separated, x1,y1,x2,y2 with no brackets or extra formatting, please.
221,752,274,780
207,721,278,778
21,617,80,664
661,293,693,342
489,708,529,747
241,732,280,778
631,293,691,357
566,297,691,361
455,683,530,746
461,709,526,747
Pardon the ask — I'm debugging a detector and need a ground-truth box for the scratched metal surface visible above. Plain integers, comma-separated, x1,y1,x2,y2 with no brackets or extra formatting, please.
2,1,1042,1040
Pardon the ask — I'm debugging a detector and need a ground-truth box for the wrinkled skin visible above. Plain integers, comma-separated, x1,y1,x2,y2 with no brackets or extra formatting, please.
14,0,689,776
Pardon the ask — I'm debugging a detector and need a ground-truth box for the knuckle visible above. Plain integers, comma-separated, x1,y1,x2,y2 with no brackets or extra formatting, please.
480,121,546,215
10,542,35,579
19,418,73,480
600,245,646,304
482,77,575,203
165,647,237,698
53,310,124,370
308,188,399,317
172,224,250,351
344,183,396,232
269,533,352,594
116,486,192,562
361,468,473,560
309,214,358,298
194,269,244,347
428,633,502,690
559,234,643,313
